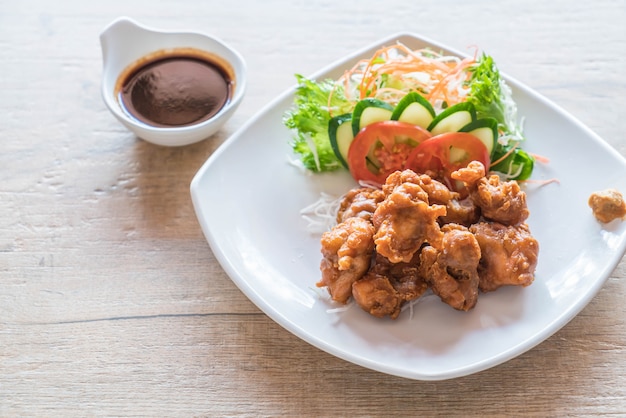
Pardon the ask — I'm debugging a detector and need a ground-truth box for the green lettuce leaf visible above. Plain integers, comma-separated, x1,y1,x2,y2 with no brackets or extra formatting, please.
283,74,353,172
465,54,524,141
465,54,534,180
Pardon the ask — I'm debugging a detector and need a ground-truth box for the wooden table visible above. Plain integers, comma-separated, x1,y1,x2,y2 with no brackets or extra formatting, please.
2,1,625,415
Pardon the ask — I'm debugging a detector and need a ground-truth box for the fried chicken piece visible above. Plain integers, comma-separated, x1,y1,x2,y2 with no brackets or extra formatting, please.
383,169,458,205
370,252,428,302
386,169,478,227
451,160,486,185
372,181,446,263
336,187,385,223
473,175,529,225
352,252,427,319
470,222,539,292
452,161,529,225
381,170,429,200
352,273,403,319
588,188,626,223
419,224,481,311
439,197,480,227
318,217,375,304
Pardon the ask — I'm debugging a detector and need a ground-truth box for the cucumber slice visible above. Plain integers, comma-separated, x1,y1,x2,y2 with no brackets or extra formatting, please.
351,98,394,136
427,102,476,135
390,92,436,129
459,117,498,156
328,113,354,169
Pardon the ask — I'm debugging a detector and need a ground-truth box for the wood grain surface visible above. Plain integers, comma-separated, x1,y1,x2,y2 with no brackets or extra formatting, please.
1,0,625,416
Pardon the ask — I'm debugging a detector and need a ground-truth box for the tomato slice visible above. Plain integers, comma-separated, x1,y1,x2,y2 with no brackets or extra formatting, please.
404,132,490,190
347,121,432,185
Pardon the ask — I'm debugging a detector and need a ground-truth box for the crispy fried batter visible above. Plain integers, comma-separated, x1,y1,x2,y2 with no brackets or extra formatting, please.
337,187,385,223
450,160,486,185
440,196,480,227
452,161,529,225
419,224,481,311
387,169,479,227
588,189,626,223
372,180,446,263
317,162,540,318
473,175,529,225
383,169,458,205
352,273,403,319
371,252,428,302
318,217,375,304
470,222,539,292
352,242,428,318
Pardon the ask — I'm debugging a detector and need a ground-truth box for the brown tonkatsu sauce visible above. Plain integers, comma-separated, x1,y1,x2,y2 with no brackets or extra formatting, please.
117,48,234,127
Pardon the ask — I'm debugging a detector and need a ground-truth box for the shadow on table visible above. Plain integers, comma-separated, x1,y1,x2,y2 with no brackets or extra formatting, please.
126,131,227,237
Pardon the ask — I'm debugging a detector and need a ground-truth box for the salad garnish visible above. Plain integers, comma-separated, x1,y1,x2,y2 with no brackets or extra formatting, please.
283,75,353,172
283,42,536,184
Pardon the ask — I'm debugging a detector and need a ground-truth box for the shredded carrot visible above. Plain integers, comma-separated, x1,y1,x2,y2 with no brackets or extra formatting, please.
528,152,550,164
426,57,475,105
490,141,520,167
342,69,352,101
519,178,560,186
338,43,474,105
375,87,410,98
466,44,480,61
324,42,545,183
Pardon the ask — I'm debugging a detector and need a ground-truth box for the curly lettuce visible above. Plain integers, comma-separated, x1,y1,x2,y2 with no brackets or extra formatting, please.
465,54,523,140
465,54,534,180
283,75,353,172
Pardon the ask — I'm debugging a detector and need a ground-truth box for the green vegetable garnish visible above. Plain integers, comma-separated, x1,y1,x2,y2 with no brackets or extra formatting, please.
490,146,535,181
465,54,524,140
284,48,537,181
283,74,353,172
465,54,533,179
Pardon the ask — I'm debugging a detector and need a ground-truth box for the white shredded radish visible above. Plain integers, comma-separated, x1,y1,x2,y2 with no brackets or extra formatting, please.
326,303,354,314
401,292,438,321
300,192,342,233
304,134,322,172
338,41,473,107
308,286,329,300
309,286,355,314
287,155,310,174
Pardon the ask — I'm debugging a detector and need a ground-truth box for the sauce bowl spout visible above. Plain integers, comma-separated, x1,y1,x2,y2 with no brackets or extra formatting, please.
100,17,150,78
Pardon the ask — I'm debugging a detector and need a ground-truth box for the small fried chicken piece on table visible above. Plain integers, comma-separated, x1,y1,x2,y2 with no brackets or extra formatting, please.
318,217,375,304
419,224,482,311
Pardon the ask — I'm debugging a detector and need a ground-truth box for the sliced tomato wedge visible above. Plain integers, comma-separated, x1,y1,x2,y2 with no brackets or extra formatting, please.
404,132,490,190
347,120,432,185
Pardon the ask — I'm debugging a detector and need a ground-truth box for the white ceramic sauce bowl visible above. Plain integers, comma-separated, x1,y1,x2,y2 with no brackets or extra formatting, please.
100,17,246,147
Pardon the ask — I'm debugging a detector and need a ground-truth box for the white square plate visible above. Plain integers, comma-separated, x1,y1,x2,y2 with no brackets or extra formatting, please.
190,33,626,380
